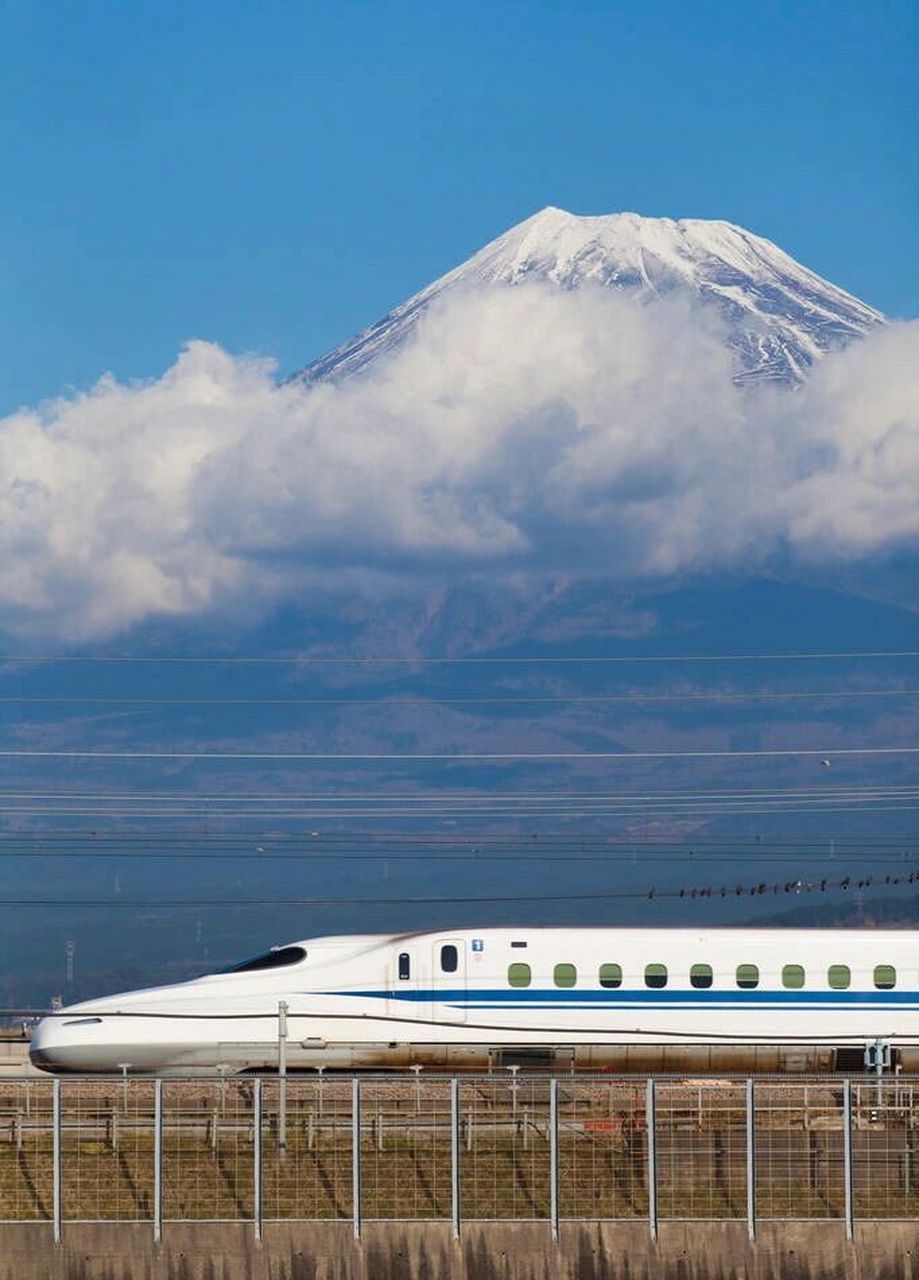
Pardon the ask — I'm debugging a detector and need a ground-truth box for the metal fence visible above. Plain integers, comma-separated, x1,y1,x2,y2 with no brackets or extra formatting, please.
2,1075,919,1239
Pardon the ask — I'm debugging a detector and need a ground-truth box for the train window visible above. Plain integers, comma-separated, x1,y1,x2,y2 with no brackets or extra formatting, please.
508,963,531,988
828,964,851,990
690,964,713,989
224,945,306,973
736,964,759,990
782,964,805,989
599,963,622,989
874,964,896,990
511,941,528,949
554,963,577,988
440,944,458,974
645,963,668,989
398,953,411,981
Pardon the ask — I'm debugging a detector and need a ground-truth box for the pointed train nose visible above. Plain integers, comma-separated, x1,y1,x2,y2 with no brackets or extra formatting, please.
29,1007,180,1074
29,1014,109,1073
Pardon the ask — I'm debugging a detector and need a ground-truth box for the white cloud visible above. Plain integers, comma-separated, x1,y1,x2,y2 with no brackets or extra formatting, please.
1,285,917,639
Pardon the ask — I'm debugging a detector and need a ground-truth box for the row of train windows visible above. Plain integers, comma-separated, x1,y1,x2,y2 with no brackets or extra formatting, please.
505,962,900,991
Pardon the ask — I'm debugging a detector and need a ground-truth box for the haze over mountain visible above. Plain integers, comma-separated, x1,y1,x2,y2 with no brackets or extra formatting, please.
296,207,884,389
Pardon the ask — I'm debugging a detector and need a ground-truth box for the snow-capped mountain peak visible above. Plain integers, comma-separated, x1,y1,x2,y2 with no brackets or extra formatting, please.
295,207,884,388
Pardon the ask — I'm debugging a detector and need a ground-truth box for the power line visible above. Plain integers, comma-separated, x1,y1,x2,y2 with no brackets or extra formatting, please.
2,822,913,843
3,649,919,665
0,820,915,846
4,803,919,819
0,849,914,863
3,745,918,761
5,784,916,801
4,785,915,804
2,689,917,706
4,784,919,818
0,866,915,908
0,822,914,858
0,831,872,842
4,797,919,817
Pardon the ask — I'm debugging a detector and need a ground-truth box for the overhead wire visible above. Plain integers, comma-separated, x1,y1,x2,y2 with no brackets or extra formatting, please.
0,863,916,907
3,745,919,761
0,821,914,843
3,782,919,819
4,784,917,802
2,688,918,706
3,648,919,664
0,848,914,863
3,798,919,818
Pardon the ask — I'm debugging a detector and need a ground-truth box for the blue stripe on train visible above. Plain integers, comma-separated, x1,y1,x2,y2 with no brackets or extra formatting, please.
324,988,919,1007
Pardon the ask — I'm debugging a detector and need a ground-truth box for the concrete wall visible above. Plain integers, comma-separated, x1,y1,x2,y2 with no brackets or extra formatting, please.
1,1221,917,1280
0,1034,39,1077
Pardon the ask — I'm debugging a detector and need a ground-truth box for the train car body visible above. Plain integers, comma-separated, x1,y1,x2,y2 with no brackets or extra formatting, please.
29,926,919,1074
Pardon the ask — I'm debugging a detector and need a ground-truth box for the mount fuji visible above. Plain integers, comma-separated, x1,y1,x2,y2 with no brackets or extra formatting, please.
294,207,883,388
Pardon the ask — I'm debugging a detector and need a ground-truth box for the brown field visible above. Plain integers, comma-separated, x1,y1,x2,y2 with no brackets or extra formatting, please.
2,1076,919,1223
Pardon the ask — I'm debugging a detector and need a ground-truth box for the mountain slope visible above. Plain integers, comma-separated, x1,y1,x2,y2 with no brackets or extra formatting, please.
294,207,883,388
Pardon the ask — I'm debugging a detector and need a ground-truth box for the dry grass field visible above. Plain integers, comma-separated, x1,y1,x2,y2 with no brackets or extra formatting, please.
2,1076,919,1224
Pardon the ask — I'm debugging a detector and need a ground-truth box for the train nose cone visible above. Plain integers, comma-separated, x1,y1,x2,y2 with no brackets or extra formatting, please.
29,1015,106,1073
29,1017,66,1071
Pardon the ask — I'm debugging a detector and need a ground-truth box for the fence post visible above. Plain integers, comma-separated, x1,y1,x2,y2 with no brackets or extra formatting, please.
154,1078,163,1244
646,1078,658,1242
278,1001,288,1151
52,1078,62,1244
843,1077,854,1241
451,1077,461,1240
549,1077,560,1242
352,1077,361,1241
253,1078,262,1243
746,1077,756,1241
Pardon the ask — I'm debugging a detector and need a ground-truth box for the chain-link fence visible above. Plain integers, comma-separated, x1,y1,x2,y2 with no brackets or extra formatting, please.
162,1079,254,1220
62,1079,155,1221
261,1077,352,1220
655,1081,748,1220
0,1077,54,1221
754,1081,846,1219
462,1076,550,1220
558,1079,648,1219
4,1075,919,1235
852,1079,919,1219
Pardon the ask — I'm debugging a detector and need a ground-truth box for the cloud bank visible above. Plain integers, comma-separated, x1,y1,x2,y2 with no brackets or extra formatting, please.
2,284,918,639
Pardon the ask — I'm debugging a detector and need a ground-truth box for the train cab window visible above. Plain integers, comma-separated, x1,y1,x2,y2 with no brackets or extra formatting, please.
644,963,668,989
874,964,896,990
782,964,805,989
599,963,622,989
828,964,851,990
508,963,531,988
736,964,759,990
398,952,411,981
440,945,458,974
554,963,577,988
690,964,713,989
224,945,306,973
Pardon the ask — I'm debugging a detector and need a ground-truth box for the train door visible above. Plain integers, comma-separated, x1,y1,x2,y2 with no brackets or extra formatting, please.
433,937,467,1024
389,946,418,1024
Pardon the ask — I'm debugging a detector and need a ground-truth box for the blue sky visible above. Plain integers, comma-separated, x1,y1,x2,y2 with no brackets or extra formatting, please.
1,0,916,413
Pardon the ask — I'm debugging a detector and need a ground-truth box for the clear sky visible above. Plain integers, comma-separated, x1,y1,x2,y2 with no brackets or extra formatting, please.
1,0,916,412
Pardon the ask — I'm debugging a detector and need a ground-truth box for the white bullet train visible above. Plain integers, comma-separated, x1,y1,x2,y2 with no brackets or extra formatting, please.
29,927,919,1075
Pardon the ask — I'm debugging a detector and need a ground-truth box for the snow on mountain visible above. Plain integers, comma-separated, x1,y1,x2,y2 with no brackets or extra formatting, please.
294,207,883,388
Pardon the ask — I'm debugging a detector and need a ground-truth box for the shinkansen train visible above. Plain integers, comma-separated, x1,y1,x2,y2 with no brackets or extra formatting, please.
28,927,919,1075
